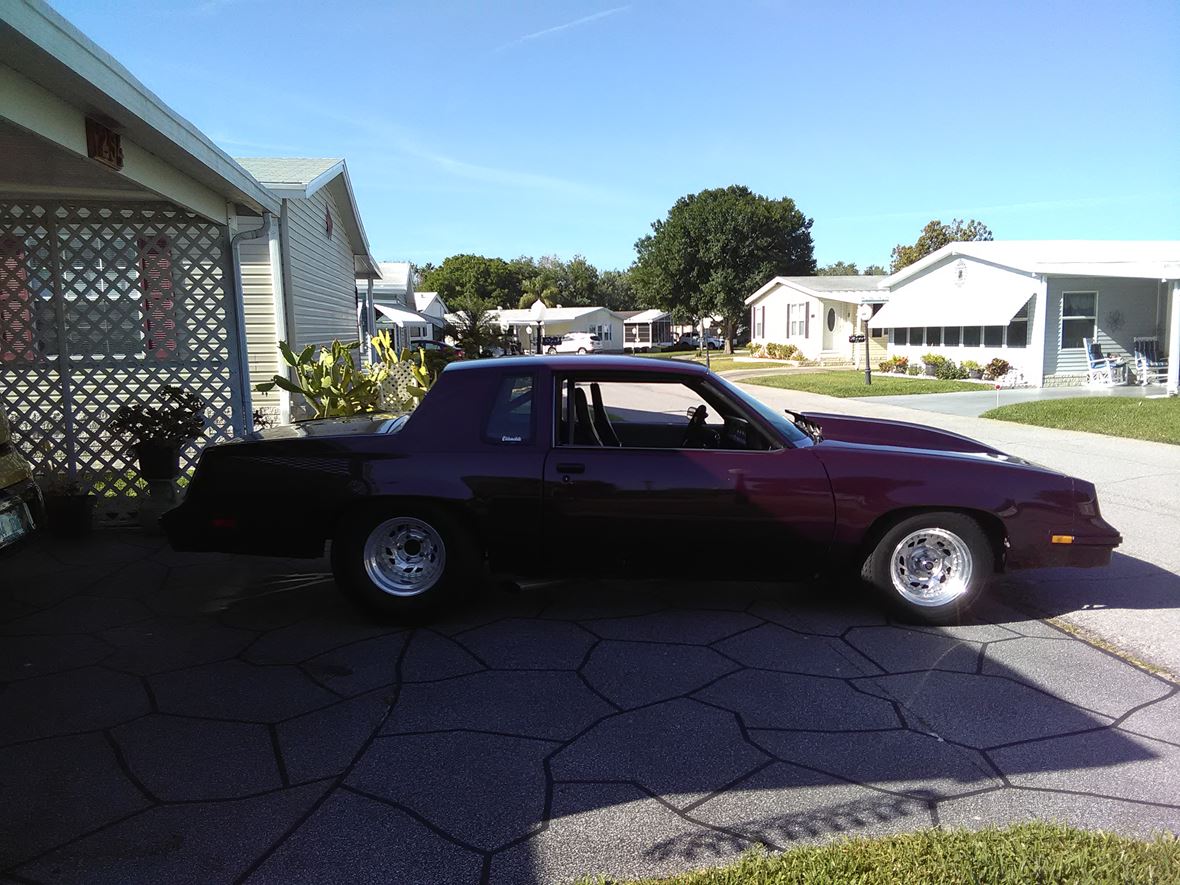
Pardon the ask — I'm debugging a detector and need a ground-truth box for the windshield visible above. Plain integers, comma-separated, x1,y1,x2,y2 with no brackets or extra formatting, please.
711,375,812,446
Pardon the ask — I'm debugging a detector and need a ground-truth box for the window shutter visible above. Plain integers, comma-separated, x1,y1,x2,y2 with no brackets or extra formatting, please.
0,236,36,364
139,236,177,360
805,303,810,339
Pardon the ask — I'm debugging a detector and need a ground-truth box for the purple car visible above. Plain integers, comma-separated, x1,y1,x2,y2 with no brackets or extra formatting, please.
163,356,1120,624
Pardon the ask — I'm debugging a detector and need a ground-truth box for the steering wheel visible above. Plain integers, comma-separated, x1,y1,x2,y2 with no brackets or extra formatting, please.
681,405,719,449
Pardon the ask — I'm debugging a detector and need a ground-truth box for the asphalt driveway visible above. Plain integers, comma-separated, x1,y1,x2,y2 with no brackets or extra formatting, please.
1,533,1177,884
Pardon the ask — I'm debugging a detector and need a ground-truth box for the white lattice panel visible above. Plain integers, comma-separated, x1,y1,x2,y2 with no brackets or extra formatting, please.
0,200,245,522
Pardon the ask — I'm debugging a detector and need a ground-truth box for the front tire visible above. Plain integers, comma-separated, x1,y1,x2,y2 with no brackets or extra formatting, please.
577,347,587,354
332,507,479,617
546,346,557,355
861,512,993,624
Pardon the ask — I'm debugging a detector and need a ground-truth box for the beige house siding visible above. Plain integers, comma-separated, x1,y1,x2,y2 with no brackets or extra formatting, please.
285,190,358,349
234,213,287,421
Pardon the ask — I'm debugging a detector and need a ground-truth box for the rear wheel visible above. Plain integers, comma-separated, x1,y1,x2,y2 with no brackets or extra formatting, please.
546,346,557,355
861,511,993,624
577,347,587,354
332,507,479,617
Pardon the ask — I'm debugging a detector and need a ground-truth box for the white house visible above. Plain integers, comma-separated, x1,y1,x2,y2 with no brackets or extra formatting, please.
366,261,433,349
746,276,888,365
459,306,624,352
869,241,1180,390
413,291,448,339
234,158,380,422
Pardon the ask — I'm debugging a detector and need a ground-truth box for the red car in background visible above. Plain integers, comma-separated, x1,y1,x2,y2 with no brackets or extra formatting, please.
163,356,1120,624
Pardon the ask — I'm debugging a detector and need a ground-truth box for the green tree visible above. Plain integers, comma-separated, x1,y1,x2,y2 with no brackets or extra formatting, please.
597,268,640,311
890,219,993,273
863,264,887,275
632,186,815,353
419,254,522,307
818,261,859,276
445,291,502,357
517,274,559,309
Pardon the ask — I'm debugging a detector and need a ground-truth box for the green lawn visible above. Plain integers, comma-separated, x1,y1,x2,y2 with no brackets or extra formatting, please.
582,823,1178,885
744,370,981,397
982,396,1180,445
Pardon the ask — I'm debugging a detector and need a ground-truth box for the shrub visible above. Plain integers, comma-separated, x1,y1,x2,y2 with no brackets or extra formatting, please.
907,365,921,375
879,360,895,373
984,358,1011,380
962,360,982,372
935,359,967,381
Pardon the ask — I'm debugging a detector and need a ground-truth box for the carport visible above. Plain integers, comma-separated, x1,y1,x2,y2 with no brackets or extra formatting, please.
0,0,278,520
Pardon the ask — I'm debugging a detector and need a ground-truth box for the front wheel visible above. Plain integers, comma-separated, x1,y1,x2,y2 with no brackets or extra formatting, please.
546,346,557,355
577,347,587,354
861,512,993,624
332,508,479,617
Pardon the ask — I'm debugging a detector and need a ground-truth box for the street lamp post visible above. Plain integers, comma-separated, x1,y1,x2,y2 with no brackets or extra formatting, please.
857,303,874,385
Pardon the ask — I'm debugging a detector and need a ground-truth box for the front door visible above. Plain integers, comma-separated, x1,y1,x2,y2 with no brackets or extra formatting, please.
822,303,837,351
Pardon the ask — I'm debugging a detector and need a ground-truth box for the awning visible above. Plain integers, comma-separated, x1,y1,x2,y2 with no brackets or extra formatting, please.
373,303,430,326
869,287,1034,329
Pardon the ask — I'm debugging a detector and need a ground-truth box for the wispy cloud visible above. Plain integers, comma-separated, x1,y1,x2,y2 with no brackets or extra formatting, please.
495,5,631,52
827,193,1177,224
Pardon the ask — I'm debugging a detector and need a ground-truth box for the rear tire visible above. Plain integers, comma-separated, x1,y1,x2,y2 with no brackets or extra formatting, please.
861,511,993,624
546,346,557,355
577,347,587,354
332,506,480,618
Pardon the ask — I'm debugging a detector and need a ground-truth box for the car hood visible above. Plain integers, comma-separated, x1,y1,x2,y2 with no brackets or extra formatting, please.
803,412,1015,459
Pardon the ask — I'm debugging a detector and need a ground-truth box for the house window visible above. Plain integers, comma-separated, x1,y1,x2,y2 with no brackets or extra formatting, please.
984,326,1004,347
908,327,923,346
484,373,534,445
925,327,942,347
791,302,807,337
944,326,961,347
1060,292,1096,350
963,326,981,347
1006,301,1030,349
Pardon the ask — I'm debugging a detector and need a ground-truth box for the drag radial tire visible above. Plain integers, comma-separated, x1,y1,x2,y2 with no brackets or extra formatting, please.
331,506,480,618
861,511,994,625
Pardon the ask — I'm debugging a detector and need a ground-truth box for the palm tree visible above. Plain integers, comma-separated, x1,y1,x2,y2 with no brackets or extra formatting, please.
517,276,558,310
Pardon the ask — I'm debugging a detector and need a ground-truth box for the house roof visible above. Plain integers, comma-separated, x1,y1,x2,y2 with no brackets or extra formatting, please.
368,262,412,293
886,241,1180,285
745,275,887,306
622,309,670,323
414,291,444,313
1,0,278,216
492,306,617,324
236,157,379,278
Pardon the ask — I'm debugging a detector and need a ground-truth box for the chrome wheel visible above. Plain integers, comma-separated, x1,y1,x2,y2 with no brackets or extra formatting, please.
889,527,973,607
362,517,446,597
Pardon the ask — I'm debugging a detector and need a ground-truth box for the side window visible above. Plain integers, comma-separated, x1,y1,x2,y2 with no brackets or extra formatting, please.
1060,292,1096,350
484,373,534,445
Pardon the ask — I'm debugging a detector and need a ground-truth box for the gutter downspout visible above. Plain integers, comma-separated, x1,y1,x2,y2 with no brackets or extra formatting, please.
230,211,272,432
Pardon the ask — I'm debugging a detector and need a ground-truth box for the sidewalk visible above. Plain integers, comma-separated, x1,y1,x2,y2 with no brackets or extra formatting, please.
736,381,1180,677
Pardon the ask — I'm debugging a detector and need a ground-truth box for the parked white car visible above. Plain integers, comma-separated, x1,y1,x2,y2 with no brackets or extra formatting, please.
546,332,601,354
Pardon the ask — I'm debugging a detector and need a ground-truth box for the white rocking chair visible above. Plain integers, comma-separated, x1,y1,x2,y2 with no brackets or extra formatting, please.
1132,337,1169,386
1083,338,1125,387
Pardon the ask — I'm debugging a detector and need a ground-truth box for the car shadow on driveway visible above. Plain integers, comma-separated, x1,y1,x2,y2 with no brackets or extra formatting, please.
1,535,1178,885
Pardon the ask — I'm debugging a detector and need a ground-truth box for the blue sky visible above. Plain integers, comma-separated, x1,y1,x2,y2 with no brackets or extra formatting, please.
50,0,1180,271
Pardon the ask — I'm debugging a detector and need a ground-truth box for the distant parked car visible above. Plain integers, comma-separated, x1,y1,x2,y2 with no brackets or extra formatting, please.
546,332,601,355
412,339,463,357
677,333,723,350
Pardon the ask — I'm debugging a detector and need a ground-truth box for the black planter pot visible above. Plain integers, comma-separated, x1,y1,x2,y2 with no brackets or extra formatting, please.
968,369,983,380
135,443,181,481
46,494,95,539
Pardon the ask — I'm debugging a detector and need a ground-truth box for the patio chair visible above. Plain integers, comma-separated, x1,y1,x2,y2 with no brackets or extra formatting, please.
1132,337,1169,386
1083,338,1125,387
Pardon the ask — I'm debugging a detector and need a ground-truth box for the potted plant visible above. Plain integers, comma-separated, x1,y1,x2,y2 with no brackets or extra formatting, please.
43,475,95,539
110,386,206,481
963,360,983,380
983,358,1011,381
921,353,944,376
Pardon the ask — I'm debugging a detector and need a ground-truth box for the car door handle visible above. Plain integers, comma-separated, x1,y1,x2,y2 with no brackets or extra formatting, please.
556,462,585,474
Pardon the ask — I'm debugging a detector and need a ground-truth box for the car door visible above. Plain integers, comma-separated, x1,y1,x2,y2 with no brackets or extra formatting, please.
541,376,835,579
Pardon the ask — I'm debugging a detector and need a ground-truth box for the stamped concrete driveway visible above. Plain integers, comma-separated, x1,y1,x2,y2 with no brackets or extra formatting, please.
1,533,1178,885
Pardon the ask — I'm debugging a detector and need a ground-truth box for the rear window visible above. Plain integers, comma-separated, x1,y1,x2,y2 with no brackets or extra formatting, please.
484,373,534,445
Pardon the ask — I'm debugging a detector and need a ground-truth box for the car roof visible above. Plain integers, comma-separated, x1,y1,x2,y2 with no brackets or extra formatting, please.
444,355,708,375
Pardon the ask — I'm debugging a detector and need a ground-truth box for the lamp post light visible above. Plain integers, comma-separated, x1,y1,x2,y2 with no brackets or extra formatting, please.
530,299,547,355
857,303,874,385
